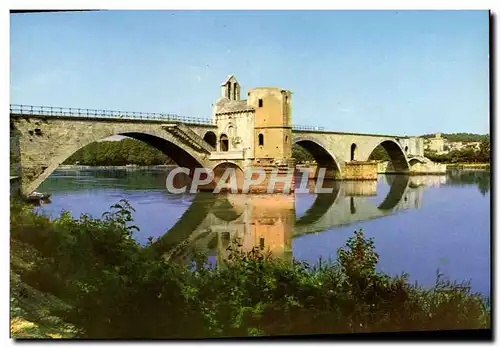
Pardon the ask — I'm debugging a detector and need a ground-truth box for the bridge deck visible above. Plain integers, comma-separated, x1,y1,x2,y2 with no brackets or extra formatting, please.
293,129,412,139
10,104,413,139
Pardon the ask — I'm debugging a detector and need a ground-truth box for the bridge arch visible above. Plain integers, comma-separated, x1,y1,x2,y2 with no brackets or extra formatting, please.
122,132,204,169
408,157,425,166
368,139,410,173
211,161,245,193
293,137,343,179
377,174,410,211
14,120,208,195
294,184,341,226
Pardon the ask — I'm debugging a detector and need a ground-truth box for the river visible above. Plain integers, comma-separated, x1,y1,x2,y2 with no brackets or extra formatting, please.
35,167,491,297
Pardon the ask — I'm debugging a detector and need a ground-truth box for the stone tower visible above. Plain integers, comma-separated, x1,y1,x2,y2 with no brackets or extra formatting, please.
247,87,293,160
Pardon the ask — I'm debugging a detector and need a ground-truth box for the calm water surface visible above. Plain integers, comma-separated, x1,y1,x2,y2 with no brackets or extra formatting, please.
36,167,491,297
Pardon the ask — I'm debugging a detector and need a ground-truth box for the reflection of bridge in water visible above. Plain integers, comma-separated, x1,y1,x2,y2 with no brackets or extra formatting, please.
155,175,436,258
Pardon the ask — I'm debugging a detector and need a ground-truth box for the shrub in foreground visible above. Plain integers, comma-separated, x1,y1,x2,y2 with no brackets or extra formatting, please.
10,200,490,338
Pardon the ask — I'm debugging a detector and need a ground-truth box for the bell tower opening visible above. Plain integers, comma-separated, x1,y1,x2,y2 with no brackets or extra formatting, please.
221,75,241,101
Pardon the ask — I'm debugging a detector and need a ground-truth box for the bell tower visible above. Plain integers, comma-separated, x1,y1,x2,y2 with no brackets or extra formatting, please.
221,75,241,101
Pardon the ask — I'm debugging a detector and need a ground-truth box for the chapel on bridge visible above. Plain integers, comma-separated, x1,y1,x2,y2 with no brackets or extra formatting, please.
209,75,293,162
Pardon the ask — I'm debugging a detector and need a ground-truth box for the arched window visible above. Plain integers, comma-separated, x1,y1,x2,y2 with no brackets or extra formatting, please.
203,131,217,147
227,125,234,138
220,134,229,152
350,197,356,214
258,133,264,146
350,143,357,161
404,146,408,152
227,83,232,99
285,135,288,143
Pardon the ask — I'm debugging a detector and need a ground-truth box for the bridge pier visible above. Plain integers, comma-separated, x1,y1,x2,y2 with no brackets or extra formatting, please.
342,161,379,180
246,159,296,194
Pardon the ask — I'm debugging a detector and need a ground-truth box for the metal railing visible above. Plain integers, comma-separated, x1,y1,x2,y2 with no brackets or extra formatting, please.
9,104,215,126
10,104,328,130
293,125,325,132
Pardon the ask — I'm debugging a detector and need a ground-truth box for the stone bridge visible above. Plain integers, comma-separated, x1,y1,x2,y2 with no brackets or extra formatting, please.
293,130,426,179
10,109,219,195
10,104,437,196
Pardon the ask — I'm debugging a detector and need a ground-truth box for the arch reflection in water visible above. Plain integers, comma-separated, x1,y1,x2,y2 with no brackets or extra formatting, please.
293,175,420,236
159,174,424,262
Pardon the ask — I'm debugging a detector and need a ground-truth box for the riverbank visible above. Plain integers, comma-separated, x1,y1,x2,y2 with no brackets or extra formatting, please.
10,200,491,338
57,164,174,171
446,163,490,169
57,162,490,173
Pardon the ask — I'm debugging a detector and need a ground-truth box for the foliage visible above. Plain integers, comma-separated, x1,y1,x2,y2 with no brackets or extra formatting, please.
425,139,490,164
63,139,174,166
292,145,315,163
368,145,390,161
10,201,490,338
420,133,489,143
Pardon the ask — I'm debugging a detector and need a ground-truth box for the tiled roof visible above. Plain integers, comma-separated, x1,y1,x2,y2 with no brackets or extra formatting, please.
221,74,238,86
215,99,254,114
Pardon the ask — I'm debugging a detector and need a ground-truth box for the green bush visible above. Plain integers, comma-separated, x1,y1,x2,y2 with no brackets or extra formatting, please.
10,200,490,338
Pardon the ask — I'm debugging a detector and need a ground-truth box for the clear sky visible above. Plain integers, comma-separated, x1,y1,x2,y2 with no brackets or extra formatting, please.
10,10,490,136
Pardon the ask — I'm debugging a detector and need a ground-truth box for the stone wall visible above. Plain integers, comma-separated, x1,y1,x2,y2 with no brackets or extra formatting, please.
379,159,447,175
342,161,378,180
246,159,296,194
212,111,255,154
410,161,447,174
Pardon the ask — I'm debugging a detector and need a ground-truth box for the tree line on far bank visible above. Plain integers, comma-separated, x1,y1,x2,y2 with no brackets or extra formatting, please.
63,139,174,167
64,139,390,167
63,137,489,167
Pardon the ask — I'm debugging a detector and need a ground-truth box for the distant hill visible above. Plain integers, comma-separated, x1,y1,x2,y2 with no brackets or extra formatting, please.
420,133,489,143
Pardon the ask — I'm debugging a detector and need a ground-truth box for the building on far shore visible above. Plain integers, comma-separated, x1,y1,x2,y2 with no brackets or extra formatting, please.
424,133,482,155
425,133,445,153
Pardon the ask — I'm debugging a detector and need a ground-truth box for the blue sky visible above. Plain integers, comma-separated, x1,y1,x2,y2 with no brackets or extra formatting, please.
10,10,489,136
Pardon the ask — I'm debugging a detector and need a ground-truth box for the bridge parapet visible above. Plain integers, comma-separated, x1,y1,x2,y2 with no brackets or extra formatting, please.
10,104,215,126
161,123,216,153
